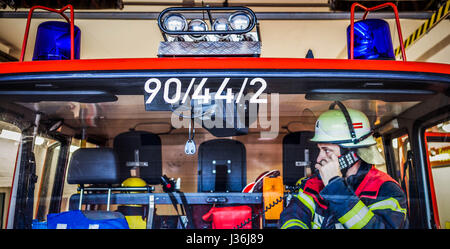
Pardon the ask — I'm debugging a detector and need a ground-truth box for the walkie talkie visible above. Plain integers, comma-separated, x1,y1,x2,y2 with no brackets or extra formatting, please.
337,150,360,175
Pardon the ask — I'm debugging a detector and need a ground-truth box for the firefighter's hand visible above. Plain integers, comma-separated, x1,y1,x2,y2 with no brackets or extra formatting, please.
315,153,342,186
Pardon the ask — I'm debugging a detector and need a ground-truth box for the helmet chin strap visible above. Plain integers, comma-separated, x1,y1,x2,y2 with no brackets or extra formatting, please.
329,101,362,175
329,101,358,144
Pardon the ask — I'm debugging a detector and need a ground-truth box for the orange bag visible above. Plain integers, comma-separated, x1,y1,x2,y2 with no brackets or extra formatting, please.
263,176,284,220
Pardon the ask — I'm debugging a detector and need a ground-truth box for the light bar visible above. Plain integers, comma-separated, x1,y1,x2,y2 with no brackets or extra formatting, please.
157,6,261,57
158,6,257,36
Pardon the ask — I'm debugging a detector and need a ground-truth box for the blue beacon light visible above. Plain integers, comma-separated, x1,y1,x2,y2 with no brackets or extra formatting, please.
347,19,395,60
32,21,81,61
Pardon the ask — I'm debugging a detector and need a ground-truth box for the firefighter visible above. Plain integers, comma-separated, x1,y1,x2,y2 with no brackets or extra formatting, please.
279,102,408,229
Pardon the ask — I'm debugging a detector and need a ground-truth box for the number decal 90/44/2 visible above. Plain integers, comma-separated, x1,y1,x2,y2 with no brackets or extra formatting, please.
144,77,267,105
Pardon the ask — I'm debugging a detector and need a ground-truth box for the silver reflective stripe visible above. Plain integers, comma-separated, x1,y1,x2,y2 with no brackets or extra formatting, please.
89,224,100,229
312,213,324,229
334,223,345,229
369,197,407,214
56,223,67,229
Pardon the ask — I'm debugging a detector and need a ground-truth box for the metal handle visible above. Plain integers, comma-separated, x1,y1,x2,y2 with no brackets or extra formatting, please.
206,197,228,204
185,139,196,154
20,4,75,62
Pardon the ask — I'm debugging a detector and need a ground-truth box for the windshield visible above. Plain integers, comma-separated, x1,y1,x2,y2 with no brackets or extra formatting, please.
0,2,449,232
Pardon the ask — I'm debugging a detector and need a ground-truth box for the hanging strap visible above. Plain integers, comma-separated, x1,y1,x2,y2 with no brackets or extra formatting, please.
401,150,412,214
167,191,186,229
179,191,196,229
329,101,357,142
24,151,38,229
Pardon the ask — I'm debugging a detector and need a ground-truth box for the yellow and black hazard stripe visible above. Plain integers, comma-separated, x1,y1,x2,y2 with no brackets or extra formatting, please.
395,0,450,57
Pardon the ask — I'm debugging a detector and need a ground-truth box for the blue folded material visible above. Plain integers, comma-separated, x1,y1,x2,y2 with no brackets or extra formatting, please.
32,219,48,229
46,210,129,229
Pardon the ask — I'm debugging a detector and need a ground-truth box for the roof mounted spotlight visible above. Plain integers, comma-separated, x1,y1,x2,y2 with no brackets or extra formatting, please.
229,11,252,31
157,6,261,57
228,11,256,41
212,18,231,40
188,19,209,41
163,13,188,32
162,13,188,41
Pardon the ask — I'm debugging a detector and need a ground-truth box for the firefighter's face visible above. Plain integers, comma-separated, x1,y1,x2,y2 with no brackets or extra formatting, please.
316,143,341,163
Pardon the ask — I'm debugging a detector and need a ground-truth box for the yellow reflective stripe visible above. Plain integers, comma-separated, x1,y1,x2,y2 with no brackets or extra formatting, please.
295,177,307,186
281,219,309,229
295,189,316,217
338,201,365,224
368,197,407,215
338,200,374,229
350,209,374,229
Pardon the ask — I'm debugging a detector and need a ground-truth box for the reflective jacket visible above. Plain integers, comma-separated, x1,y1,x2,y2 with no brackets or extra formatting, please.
279,162,408,229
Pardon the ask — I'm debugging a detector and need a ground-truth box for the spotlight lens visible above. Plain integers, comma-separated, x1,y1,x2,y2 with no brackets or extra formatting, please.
229,12,251,30
213,18,230,38
188,19,208,39
213,18,229,32
163,14,187,31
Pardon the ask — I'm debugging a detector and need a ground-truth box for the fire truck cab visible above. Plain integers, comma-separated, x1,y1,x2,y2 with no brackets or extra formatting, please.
0,2,449,230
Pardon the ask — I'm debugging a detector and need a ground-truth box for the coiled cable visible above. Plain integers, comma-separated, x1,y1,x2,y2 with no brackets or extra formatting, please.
234,185,301,229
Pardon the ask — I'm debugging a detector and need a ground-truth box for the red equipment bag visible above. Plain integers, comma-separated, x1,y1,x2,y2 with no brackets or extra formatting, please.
202,205,252,229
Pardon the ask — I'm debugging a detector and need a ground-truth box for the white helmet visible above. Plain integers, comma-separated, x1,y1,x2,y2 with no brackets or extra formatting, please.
310,101,385,165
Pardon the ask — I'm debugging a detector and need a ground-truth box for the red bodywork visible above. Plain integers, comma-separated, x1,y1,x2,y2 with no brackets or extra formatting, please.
1,57,450,75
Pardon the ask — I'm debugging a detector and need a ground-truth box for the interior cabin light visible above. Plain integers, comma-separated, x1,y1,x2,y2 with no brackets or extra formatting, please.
32,21,81,61
188,19,208,40
163,13,188,32
70,145,80,153
0,130,21,141
35,136,45,146
442,123,450,132
228,11,251,31
347,19,395,60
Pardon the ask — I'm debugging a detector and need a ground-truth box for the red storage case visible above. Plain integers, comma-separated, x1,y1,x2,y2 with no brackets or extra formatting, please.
202,205,252,229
